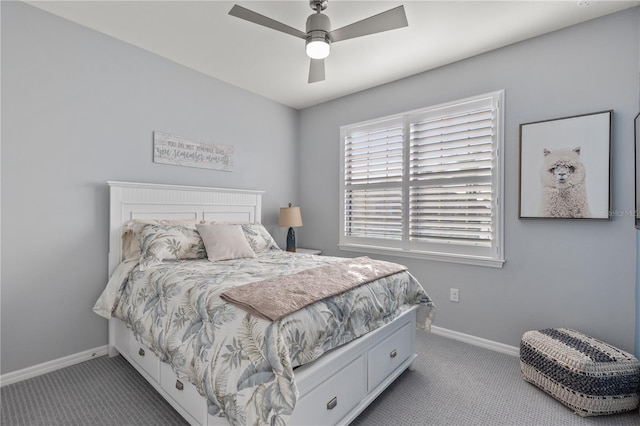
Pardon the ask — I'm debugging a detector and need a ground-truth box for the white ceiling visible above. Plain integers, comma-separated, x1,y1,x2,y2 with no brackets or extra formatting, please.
26,0,640,110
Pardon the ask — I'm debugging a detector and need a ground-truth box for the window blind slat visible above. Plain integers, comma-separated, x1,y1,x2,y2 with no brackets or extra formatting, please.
410,170,492,182
411,191,492,202
410,160,493,176
410,123,494,143
410,217,492,226
411,151,493,167
411,228,492,239
347,141,403,155
411,141,493,160
411,108,493,129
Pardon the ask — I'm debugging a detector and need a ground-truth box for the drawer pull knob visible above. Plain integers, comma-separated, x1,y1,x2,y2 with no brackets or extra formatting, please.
138,348,145,357
390,349,397,358
175,380,184,391
327,397,337,410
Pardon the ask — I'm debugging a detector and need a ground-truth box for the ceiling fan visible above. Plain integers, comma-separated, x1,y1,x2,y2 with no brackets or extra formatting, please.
229,0,408,83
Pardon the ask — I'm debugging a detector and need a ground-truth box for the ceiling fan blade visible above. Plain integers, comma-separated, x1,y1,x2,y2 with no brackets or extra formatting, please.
308,58,325,83
229,4,307,39
330,5,408,43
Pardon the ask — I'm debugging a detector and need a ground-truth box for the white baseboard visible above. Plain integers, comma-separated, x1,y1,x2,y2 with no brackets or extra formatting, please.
431,326,520,357
0,345,109,387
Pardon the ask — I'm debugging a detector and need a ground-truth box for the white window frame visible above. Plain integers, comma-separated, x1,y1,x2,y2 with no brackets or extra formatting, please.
339,91,505,268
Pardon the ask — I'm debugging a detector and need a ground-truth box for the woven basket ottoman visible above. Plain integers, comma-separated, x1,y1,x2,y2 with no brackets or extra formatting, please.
520,328,640,416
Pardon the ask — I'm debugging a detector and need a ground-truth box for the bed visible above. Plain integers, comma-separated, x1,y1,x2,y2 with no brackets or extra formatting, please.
95,181,435,426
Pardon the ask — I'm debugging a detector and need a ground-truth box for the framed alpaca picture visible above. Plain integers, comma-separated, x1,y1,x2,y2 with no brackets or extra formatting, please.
519,110,612,220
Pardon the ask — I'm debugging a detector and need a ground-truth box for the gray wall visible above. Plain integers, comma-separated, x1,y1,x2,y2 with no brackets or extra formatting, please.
299,8,640,353
1,2,299,374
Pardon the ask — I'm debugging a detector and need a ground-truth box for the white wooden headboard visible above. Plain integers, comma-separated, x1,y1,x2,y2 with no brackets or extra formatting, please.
108,181,264,275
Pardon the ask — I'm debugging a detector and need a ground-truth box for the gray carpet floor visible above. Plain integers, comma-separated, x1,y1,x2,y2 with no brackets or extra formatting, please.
2,331,639,425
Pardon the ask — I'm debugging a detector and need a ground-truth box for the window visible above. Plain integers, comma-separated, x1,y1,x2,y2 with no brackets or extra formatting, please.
339,91,504,268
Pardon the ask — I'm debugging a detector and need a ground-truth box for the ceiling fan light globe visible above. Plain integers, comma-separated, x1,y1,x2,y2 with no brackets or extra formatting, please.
306,37,330,59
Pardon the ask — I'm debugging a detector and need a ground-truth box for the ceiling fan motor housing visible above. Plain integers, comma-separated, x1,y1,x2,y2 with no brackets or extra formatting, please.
306,12,331,35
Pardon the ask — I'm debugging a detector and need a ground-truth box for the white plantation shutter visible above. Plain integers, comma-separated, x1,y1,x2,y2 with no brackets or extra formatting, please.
340,91,504,267
343,118,404,241
409,98,496,247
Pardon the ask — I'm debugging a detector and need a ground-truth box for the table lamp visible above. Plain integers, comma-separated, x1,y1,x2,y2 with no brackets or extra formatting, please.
278,203,303,252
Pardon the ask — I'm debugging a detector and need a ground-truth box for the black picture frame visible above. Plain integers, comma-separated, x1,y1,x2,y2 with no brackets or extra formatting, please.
519,110,612,220
633,113,640,229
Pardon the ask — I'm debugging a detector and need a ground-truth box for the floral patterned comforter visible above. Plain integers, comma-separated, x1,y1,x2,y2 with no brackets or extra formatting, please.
94,251,434,426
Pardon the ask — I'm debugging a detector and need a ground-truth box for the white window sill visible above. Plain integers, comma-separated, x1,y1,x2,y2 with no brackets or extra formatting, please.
293,248,322,255
337,244,505,269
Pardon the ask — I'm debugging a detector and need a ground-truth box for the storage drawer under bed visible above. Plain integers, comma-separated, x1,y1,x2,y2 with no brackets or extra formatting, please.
367,321,412,391
113,319,160,382
289,354,367,425
129,333,160,382
160,362,209,425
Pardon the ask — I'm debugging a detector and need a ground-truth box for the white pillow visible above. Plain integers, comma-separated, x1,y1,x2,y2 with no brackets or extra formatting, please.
196,224,256,262
202,221,281,253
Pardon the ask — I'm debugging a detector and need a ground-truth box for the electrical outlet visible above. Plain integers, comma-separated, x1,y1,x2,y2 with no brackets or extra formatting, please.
450,288,460,302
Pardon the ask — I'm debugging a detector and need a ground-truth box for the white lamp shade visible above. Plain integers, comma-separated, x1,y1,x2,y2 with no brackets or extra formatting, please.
279,206,303,227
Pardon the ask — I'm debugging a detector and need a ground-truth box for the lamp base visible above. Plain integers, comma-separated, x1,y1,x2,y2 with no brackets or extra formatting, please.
286,227,296,252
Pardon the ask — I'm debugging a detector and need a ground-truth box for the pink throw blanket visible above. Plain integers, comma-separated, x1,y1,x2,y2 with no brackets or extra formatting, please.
220,256,407,321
